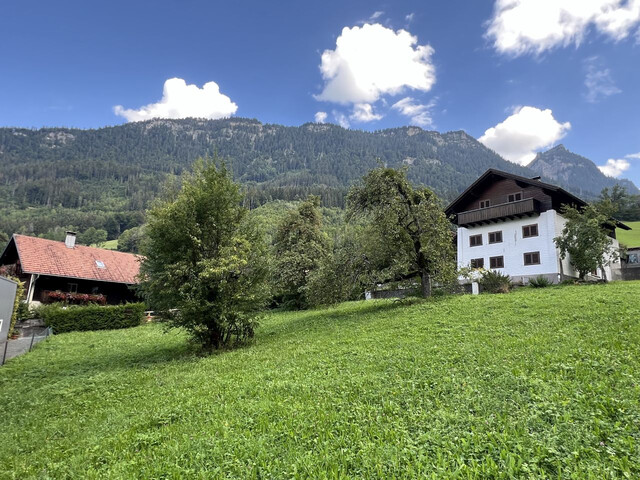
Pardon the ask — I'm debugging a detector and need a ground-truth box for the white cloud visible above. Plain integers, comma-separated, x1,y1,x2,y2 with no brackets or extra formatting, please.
350,103,383,122
478,106,571,165
486,0,640,56
405,13,415,23
316,23,436,105
370,11,384,20
333,111,350,128
114,77,237,122
314,111,328,123
625,152,640,159
599,158,631,177
584,58,621,103
391,97,436,127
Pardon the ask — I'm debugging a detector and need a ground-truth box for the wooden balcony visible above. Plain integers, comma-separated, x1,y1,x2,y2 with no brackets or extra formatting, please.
457,198,540,226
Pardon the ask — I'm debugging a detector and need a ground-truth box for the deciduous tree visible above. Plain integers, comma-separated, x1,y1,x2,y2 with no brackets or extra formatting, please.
347,167,456,297
138,158,269,350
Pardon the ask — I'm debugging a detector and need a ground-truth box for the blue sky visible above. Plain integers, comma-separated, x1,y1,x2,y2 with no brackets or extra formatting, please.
1,0,639,184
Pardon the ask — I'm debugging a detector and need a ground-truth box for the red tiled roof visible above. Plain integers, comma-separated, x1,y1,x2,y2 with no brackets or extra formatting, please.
13,234,141,284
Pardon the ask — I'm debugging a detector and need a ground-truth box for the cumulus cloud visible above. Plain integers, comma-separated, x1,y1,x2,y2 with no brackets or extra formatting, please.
114,77,237,122
478,106,571,165
584,57,622,103
333,111,350,129
486,0,640,56
599,158,631,177
391,97,435,127
625,152,640,159
314,111,328,123
316,23,436,105
350,103,383,122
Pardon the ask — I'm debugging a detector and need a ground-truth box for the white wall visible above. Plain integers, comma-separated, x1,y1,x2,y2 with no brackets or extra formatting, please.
457,210,561,282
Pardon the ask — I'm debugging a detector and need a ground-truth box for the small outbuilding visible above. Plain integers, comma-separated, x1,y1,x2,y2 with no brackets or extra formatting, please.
0,232,141,306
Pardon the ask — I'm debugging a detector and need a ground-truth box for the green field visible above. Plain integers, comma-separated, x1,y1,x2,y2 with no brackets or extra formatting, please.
96,239,118,250
2,283,640,478
618,221,640,247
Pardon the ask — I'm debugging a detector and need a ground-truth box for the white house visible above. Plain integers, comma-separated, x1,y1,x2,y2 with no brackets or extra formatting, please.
445,169,629,284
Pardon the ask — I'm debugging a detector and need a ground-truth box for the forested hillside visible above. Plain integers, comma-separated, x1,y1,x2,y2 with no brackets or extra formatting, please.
0,117,636,240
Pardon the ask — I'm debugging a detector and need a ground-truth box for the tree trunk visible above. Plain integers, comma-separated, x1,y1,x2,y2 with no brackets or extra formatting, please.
420,271,432,298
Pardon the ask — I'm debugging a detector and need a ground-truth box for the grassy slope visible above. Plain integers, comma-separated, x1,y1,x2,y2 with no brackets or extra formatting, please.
1,283,640,478
96,239,118,250
618,221,640,247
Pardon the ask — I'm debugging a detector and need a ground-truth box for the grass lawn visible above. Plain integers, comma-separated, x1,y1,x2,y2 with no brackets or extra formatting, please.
1,283,640,478
96,239,118,250
618,221,640,247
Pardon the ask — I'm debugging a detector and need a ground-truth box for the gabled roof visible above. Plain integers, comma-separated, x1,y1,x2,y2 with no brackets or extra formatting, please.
445,168,631,230
1,234,141,284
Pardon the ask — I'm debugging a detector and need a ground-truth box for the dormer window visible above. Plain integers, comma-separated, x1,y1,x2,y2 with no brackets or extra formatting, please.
508,192,522,203
479,199,490,209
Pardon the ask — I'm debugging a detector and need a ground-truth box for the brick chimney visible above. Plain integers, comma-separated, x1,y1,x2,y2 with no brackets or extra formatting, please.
65,231,77,249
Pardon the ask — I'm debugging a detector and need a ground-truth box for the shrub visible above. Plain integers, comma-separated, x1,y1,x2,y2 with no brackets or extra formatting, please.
6,276,25,336
529,275,552,288
479,270,512,294
37,303,145,333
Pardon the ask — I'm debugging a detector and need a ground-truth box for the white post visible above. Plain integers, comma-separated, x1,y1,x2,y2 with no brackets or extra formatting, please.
26,274,37,304
471,281,479,295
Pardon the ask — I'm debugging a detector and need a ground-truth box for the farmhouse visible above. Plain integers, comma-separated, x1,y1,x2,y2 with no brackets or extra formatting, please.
446,169,630,284
0,232,140,306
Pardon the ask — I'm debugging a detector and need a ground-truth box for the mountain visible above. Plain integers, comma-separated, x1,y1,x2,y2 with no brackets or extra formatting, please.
0,118,636,238
528,145,639,196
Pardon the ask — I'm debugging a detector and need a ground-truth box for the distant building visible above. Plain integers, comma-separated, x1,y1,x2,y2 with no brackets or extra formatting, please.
0,232,141,306
446,169,630,284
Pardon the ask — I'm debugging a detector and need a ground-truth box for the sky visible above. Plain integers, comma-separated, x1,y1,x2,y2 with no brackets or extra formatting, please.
1,0,640,184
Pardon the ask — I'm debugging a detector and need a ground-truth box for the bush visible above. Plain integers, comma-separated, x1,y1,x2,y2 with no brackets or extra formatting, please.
479,270,512,294
7,276,25,336
37,303,145,333
529,275,552,288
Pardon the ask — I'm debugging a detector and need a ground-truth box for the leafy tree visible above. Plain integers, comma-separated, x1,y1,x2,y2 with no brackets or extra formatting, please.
117,226,145,253
138,158,270,350
272,196,329,308
347,167,456,297
554,204,620,280
597,185,640,221
78,227,108,246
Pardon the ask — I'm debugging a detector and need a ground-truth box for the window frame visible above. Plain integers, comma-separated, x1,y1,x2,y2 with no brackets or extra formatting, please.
523,251,541,266
68,283,78,294
522,224,539,238
470,258,484,269
488,230,503,244
489,256,504,269
469,234,483,247
479,199,491,209
507,192,523,203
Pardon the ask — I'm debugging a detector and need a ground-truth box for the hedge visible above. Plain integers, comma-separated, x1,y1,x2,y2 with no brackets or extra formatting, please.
6,276,25,336
38,303,146,333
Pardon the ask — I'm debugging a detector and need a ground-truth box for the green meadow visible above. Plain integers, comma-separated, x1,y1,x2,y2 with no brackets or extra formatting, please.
617,221,640,248
1,282,639,478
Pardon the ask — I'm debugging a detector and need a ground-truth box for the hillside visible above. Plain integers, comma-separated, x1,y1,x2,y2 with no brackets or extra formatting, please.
617,221,640,247
1,118,637,238
1,282,639,477
528,145,639,196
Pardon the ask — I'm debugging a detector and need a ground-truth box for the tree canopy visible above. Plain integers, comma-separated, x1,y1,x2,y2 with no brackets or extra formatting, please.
138,158,269,350
347,167,456,297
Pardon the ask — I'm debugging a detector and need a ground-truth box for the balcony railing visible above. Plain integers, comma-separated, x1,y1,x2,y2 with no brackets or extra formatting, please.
457,198,540,226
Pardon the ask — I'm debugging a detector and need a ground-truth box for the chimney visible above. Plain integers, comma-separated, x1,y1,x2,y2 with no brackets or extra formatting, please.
65,231,77,249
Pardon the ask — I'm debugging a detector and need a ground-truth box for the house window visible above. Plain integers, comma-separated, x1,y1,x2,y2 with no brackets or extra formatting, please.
522,224,539,238
488,231,503,244
68,283,78,293
469,234,483,247
508,192,523,202
479,199,490,209
470,258,484,269
95,260,106,269
91,287,99,294
524,251,541,265
490,256,504,269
